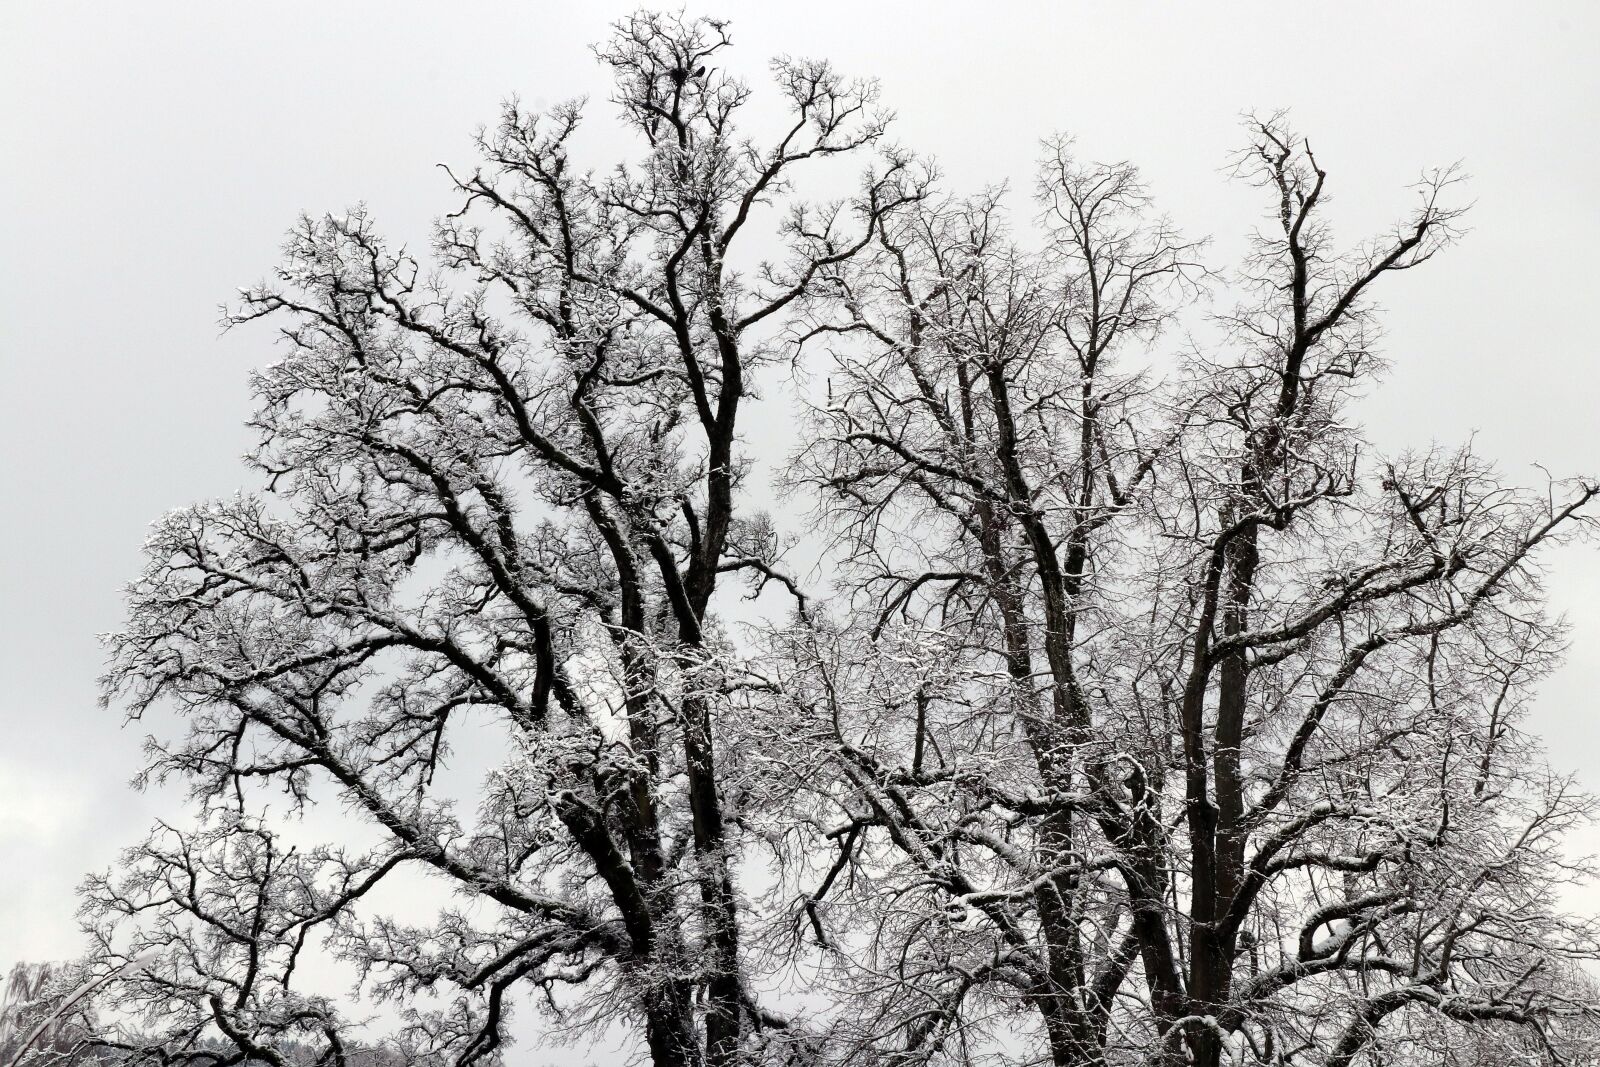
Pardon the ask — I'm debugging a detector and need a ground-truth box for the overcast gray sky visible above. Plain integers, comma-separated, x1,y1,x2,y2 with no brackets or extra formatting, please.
3,0,1599,978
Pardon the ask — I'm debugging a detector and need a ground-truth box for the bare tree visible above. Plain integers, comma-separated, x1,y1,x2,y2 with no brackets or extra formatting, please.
91,12,917,1066
91,13,1600,1067
767,117,1600,1066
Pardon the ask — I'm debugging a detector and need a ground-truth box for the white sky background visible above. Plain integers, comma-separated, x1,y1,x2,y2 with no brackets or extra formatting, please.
2,0,1599,993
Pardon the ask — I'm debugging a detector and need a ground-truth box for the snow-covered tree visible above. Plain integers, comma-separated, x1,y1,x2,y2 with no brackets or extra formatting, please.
762,118,1600,1066
91,12,915,1066
90,12,1600,1067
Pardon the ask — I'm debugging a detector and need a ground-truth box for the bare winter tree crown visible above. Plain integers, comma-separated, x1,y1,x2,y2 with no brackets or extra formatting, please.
78,12,1600,1067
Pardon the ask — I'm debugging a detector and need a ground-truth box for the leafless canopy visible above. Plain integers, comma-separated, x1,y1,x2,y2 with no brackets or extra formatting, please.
86,13,1600,1067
